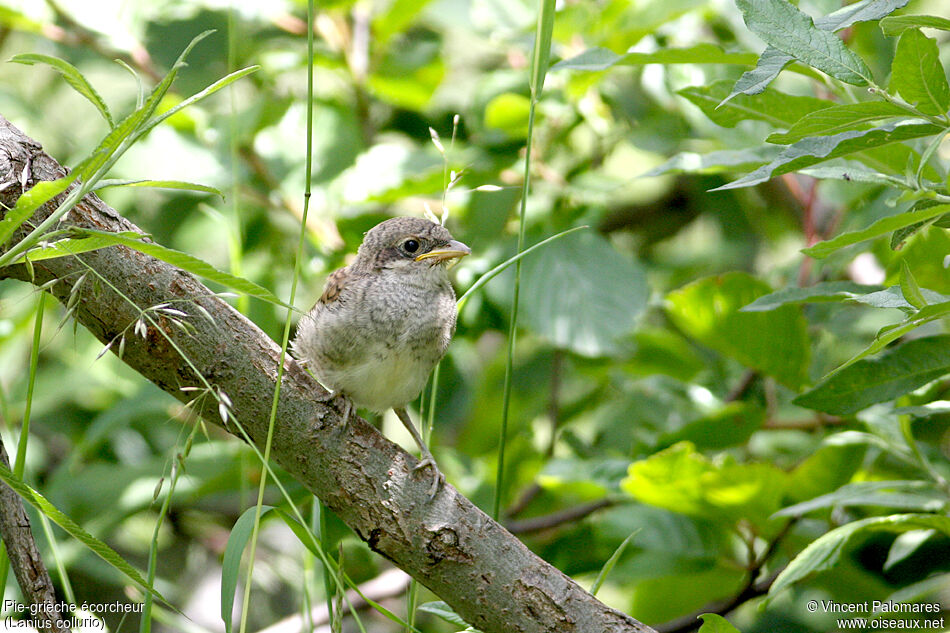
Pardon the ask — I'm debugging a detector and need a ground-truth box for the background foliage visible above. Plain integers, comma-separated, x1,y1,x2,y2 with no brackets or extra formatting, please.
0,0,948,632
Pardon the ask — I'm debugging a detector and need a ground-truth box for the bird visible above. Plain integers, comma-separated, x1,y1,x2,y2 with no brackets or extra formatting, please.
292,217,470,497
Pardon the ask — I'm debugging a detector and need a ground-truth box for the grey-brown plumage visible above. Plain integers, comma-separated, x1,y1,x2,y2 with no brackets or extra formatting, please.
293,217,470,496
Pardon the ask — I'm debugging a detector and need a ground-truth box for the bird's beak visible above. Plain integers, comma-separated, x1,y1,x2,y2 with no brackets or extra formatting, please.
415,240,471,265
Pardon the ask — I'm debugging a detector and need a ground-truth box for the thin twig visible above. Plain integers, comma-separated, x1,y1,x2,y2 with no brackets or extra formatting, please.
654,520,796,633
506,499,617,535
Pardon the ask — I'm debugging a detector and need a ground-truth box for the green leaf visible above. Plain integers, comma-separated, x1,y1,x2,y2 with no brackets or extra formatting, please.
769,514,950,598
833,301,950,372
552,44,757,72
142,64,259,136
39,228,288,307
529,0,556,98
803,201,950,258
881,14,950,36
725,46,796,100
0,460,172,606
890,207,949,249
766,101,910,144
741,281,883,311
898,261,927,309
889,28,950,116
642,147,781,177
222,506,274,633
776,481,947,517
520,230,648,357
698,614,743,633
417,602,469,626
484,92,531,138
847,285,949,310
91,179,224,198
628,329,706,381
657,403,765,451
666,272,809,389
794,335,950,415
726,0,908,99
622,442,786,526
10,53,114,128
734,0,872,85
679,80,833,129
0,174,78,247
11,230,146,263
814,0,909,30
590,531,638,596
716,121,943,191
785,444,865,505
798,161,907,187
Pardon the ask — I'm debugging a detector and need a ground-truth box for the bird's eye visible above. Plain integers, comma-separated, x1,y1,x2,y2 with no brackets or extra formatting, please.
402,239,420,254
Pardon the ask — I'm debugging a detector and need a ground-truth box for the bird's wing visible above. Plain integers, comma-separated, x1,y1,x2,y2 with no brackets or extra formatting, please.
319,267,349,304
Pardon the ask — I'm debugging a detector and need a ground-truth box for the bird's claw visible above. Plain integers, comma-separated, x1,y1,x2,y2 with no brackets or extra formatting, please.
413,457,444,499
332,392,352,431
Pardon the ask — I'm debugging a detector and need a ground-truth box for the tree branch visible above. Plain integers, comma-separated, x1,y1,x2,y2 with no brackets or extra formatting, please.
0,114,654,633
0,436,67,633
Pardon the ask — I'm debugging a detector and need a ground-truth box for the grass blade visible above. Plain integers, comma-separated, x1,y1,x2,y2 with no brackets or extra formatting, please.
0,174,78,246
10,53,114,128
0,460,172,606
590,530,639,596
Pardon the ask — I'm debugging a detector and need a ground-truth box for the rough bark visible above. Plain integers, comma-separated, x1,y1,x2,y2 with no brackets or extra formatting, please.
0,115,655,633
0,438,68,633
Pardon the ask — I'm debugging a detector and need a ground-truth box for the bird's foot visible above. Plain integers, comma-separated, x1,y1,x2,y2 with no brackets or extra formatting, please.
413,453,445,499
331,392,353,431
393,407,444,499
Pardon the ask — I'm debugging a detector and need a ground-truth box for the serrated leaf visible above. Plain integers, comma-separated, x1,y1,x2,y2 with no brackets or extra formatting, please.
666,272,809,388
0,174,78,247
889,28,950,116
803,201,950,258
880,14,950,36
552,44,757,72
775,481,947,517
520,230,648,357
769,514,950,598
813,0,909,31
716,121,942,191
741,281,883,311
725,0,908,100
725,46,795,100
734,0,872,85
767,101,910,144
679,80,833,128
0,460,172,607
10,53,114,128
794,335,950,415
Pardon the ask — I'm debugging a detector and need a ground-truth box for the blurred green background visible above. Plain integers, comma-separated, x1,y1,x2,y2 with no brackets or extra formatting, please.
0,0,948,632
